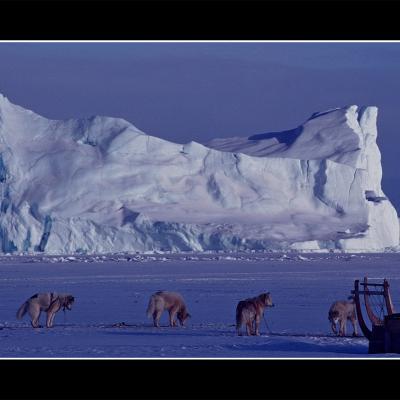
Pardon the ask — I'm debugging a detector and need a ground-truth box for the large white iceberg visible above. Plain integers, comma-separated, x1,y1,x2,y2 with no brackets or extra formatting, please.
0,94,397,254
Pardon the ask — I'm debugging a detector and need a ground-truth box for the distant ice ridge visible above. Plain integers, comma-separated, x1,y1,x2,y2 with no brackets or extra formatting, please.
0,93,398,254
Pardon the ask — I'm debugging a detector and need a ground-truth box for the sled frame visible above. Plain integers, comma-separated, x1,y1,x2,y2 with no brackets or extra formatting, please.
352,277,395,340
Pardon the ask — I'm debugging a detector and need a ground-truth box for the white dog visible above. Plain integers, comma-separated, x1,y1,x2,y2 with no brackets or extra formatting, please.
146,291,191,327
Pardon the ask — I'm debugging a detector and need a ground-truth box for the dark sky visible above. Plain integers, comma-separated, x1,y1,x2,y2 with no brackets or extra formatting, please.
0,42,399,211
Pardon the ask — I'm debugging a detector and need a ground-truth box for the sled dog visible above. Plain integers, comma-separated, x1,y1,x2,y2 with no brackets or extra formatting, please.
146,291,191,327
328,297,358,337
236,292,274,336
16,292,75,328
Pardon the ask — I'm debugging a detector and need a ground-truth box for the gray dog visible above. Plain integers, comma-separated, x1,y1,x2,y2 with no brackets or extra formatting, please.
328,297,358,337
17,292,75,328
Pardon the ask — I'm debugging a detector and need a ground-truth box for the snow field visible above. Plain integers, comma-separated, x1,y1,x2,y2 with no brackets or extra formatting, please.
1,253,400,358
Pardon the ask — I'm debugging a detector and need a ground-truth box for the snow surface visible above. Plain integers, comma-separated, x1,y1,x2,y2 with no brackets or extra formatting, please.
0,94,398,253
2,253,400,358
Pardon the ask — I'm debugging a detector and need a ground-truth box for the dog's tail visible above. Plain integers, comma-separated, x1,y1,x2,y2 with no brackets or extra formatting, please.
16,300,29,320
146,295,156,319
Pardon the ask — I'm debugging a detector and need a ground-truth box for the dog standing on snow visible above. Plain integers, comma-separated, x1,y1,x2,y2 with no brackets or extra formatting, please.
146,291,191,328
16,292,75,328
236,292,274,336
328,297,358,337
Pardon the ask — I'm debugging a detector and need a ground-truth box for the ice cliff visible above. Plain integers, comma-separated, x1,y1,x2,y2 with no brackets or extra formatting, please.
0,94,397,254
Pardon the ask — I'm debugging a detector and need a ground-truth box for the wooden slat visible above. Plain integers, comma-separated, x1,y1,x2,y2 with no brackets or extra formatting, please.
354,280,372,340
360,282,386,287
351,290,384,296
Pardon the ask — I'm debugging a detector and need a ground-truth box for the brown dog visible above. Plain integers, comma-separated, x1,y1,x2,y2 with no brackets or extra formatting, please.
236,292,274,336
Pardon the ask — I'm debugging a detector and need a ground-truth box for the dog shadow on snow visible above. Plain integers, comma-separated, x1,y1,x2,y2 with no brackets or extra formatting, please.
102,330,369,355
225,338,368,355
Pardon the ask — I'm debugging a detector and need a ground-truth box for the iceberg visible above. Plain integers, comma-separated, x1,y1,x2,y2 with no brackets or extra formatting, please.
0,93,397,253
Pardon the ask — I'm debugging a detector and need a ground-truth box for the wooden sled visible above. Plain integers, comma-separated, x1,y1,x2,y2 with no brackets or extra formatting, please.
352,277,400,354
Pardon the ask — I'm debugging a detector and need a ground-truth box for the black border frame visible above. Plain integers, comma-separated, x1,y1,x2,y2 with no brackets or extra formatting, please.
2,359,400,399
1,1,400,399
1,0,400,40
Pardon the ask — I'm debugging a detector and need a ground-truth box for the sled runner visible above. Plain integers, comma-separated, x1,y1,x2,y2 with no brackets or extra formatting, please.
352,277,400,354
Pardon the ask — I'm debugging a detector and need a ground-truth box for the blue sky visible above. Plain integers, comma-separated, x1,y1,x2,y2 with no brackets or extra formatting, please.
0,42,399,210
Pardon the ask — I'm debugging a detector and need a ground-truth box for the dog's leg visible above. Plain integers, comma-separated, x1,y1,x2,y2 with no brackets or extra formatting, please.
246,321,253,336
46,312,52,328
350,316,358,337
250,319,256,336
152,311,157,327
331,321,337,335
339,319,346,336
51,312,57,327
169,309,178,327
153,310,162,327
343,319,347,336
46,311,56,328
168,310,173,327
254,315,261,336
29,304,42,328
31,312,41,328
47,300,61,328
46,312,51,328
